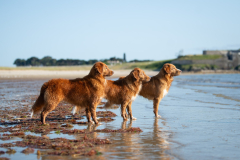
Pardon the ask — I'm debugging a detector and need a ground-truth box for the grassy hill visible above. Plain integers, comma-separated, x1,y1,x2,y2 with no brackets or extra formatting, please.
109,59,173,71
174,54,224,71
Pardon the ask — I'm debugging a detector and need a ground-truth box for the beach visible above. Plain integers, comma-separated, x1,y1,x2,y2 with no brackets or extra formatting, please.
0,71,240,160
0,69,159,79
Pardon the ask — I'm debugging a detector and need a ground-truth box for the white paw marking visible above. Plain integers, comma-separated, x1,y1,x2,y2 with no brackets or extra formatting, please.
30,110,33,118
132,116,137,120
88,121,94,124
72,106,77,115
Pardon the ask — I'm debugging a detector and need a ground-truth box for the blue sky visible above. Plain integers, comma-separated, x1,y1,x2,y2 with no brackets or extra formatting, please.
0,0,239,67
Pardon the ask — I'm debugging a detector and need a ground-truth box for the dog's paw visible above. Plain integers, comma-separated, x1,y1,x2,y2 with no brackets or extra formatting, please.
88,121,94,124
156,115,161,118
132,116,137,120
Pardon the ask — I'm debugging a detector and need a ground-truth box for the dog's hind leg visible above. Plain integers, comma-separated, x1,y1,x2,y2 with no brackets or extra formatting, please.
153,98,161,118
31,94,45,118
41,103,58,124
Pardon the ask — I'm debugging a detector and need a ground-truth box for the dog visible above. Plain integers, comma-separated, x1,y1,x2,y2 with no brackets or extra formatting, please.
31,62,114,124
138,63,181,118
72,68,150,121
104,68,150,120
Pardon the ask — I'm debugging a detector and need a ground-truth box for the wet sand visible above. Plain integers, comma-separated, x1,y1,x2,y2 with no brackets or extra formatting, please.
0,74,240,159
0,78,172,160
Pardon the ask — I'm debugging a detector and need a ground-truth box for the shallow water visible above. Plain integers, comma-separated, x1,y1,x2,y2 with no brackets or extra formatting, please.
0,74,240,160
0,78,172,160
164,74,240,160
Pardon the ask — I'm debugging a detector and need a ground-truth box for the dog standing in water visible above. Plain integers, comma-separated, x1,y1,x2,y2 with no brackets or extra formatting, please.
31,62,114,124
138,63,181,118
73,68,151,121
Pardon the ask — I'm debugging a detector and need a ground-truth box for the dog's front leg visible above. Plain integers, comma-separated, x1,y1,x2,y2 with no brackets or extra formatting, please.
90,104,99,124
85,107,93,124
126,101,136,120
153,98,161,118
121,101,129,121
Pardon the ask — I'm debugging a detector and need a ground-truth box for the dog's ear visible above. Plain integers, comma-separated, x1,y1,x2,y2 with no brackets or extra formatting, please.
132,70,140,80
95,64,103,75
164,64,171,74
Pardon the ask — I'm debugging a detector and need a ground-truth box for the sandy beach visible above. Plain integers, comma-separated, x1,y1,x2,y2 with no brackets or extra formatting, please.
0,69,159,79
0,72,240,160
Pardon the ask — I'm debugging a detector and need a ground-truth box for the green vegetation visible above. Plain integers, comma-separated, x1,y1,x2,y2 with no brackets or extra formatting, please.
14,56,98,66
175,64,219,71
0,65,93,71
2,59,174,71
110,59,174,71
177,54,222,60
96,151,102,155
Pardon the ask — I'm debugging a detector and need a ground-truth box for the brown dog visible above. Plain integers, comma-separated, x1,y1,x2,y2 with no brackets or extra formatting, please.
138,63,181,118
72,68,150,121
31,62,114,124
104,68,150,120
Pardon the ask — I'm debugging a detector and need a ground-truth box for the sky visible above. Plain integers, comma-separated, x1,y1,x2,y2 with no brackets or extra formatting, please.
0,0,240,67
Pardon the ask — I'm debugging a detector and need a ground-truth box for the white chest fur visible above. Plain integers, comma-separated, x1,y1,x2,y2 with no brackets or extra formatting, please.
104,79,107,86
131,84,142,101
163,89,168,97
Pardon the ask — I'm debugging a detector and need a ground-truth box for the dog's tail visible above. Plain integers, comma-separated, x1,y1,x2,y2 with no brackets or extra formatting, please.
31,82,48,118
72,106,77,115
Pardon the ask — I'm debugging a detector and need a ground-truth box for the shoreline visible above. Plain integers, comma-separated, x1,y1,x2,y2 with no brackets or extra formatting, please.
0,69,239,80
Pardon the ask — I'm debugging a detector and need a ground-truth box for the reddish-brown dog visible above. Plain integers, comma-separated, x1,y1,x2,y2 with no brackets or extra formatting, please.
73,68,150,121
104,68,150,120
31,62,114,124
138,63,181,118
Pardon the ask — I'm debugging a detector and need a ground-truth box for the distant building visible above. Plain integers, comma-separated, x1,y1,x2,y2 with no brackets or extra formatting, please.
107,60,121,65
172,49,240,70
107,57,123,65
203,50,228,55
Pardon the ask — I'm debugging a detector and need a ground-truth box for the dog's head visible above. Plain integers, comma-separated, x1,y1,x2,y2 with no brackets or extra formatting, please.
131,68,151,82
90,62,114,77
162,63,181,77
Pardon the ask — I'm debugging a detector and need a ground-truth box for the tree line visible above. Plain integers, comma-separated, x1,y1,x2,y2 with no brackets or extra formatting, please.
13,56,125,66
